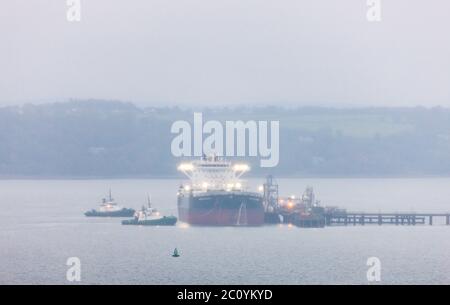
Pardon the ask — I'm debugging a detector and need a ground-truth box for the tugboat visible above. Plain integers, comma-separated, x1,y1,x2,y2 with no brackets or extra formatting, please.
84,190,135,217
122,196,177,226
275,186,325,227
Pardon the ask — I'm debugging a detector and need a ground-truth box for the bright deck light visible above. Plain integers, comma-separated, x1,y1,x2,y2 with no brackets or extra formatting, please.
178,163,194,171
233,164,250,172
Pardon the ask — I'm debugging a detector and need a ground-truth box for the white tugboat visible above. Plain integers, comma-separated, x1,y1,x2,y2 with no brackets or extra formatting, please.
84,190,135,217
122,195,177,226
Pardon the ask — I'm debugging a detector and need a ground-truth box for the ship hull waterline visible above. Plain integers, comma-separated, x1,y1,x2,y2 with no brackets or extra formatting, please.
121,216,178,226
177,191,264,226
84,208,135,217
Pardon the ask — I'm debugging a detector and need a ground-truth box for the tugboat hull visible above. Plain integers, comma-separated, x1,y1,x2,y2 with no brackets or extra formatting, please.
177,191,264,226
122,216,178,226
84,208,135,217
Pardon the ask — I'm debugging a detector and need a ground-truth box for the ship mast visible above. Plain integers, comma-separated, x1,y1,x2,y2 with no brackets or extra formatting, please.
108,189,113,202
147,194,152,208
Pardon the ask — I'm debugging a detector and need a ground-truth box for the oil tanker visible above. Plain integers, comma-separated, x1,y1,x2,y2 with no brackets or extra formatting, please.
177,155,264,226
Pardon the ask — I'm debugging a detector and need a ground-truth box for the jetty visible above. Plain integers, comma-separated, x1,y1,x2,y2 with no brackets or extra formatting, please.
262,175,450,228
326,212,450,226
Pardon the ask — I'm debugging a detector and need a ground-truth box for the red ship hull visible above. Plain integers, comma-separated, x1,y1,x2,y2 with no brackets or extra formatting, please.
177,191,264,226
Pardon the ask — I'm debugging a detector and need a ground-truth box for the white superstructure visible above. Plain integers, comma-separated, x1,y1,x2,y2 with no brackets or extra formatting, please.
177,155,250,193
98,190,123,212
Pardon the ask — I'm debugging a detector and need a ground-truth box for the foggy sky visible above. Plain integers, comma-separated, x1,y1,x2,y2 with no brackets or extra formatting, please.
1,0,449,107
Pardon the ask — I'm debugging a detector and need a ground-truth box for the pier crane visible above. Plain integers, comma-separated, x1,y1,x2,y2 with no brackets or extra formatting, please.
262,175,282,223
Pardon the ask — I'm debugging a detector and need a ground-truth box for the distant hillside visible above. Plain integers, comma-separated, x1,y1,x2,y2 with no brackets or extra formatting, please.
1,100,450,177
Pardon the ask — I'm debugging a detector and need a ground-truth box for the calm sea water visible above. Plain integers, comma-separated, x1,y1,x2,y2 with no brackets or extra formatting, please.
0,178,449,285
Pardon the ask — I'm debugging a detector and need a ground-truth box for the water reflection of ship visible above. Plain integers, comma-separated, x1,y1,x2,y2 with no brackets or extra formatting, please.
177,155,264,226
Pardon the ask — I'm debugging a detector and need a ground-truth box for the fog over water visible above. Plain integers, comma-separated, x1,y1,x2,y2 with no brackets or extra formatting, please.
2,0,450,286
1,178,449,284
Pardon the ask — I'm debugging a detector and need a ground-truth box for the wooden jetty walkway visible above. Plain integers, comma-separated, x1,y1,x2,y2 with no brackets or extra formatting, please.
326,212,450,226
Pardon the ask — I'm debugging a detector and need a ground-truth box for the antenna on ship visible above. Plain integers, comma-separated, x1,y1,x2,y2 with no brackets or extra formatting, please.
147,193,152,208
109,188,113,201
